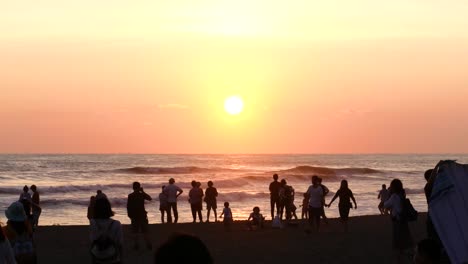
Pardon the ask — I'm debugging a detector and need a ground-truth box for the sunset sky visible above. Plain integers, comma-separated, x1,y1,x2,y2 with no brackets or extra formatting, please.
1,1,468,154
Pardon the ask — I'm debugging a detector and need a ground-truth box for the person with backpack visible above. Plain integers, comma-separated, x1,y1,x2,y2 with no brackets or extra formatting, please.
0,223,17,264
127,182,152,250
384,179,414,263
326,180,357,232
3,201,35,264
90,198,123,264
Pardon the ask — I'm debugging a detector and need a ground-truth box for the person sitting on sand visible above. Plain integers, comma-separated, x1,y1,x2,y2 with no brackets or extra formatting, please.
154,233,213,264
269,174,281,220
90,198,123,264
247,207,264,230
378,184,389,215
326,180,357,232
127,182,152,250
0,223,16,264
384,179,413,263
189,181,204,223
87,196,96,221
220,202,233,231
204,181,218,222
30,185,41,230
306,175,323,233
159,186,168,224
163,178,183,224
3,201,35,263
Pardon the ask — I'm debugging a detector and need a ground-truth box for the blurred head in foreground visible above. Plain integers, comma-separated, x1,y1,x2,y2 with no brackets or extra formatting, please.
154,233,213,264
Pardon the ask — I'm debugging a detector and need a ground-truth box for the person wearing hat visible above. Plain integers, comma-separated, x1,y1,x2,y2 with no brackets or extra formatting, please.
163,178,183,224
3,201,35,263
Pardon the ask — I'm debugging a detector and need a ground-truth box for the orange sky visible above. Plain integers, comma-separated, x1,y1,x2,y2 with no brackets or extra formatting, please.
1,1,468,153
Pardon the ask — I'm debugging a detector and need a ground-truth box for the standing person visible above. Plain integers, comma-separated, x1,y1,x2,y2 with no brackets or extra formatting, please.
163,178,183,224
159,186,168,224
219,202,233,231
87,196,96,222
19,186,32,222
0,223,16,264
326,180,357,232
30,185,41,230
384,179,414,263
127,182,152,250
269,174,281,220
96,190,107,200
378,184,389,215
164,178,184,224
204,181,218,222
90,198,123,264
189,181,204,223
317,177,329,224
279,179,294,221
306,175,324,233
3,201,35,263
301,193,309,219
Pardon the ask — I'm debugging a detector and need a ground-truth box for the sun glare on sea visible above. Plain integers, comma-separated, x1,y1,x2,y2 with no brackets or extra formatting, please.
224,96,244,115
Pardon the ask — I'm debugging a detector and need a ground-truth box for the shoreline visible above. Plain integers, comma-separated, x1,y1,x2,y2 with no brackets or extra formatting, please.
33,213,428,263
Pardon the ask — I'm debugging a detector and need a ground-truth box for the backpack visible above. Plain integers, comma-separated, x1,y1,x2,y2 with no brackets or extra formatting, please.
10,229,36,263
90,221,120,264
400,197,418,222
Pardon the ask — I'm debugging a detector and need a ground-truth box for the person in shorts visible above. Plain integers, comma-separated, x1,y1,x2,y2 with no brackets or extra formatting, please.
127,181,152,250
204,181,218,222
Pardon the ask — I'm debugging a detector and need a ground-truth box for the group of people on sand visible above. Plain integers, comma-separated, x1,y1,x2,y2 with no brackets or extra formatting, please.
1,185,41,264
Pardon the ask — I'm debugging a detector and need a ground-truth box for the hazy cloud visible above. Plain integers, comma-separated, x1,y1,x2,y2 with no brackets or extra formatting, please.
157,104,189,110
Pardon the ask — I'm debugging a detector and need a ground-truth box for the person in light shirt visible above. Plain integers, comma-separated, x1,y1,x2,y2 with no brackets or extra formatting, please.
306,175,324,233
163,178,183,224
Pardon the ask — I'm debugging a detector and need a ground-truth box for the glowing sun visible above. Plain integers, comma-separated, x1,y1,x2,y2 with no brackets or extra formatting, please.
224,96,244,115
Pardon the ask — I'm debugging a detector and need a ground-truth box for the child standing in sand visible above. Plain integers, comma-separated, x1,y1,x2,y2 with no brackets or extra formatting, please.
220,202,233,231
247,207,264,230
301,193,309,219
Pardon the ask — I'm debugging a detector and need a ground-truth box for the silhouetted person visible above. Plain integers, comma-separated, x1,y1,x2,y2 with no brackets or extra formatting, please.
378,184,389,215
96,190,107,200
30,185,41,229
204,181,218,222
90,198,123,264
301,193,309,219
154,233,213,264
279,179,294,221
384,179,413,263
19,185,32,222
3,201,35,263
269,174,281,219
189,181,204,223
317,177,329,224
220,202,233,231
163,178,183,224
247,207,264,230
87,196,96,221
127,182,152,250
159,186,168,224
414,238,441,264
306,175,323,233
0,223,16,264
327,180,357,232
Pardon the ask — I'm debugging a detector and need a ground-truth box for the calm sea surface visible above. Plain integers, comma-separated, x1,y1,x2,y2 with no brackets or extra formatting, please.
1,154,467,225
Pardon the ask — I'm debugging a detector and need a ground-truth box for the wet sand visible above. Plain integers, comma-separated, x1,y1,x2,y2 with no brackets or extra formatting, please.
34,213,428,263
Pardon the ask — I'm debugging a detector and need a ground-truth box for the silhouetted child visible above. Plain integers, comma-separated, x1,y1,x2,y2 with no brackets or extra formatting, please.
290,203,298,220
301,193,309,219
247,207,264,231
219,202,233,231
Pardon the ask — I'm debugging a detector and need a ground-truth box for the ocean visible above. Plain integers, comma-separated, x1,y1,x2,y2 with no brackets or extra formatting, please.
1,154,467,225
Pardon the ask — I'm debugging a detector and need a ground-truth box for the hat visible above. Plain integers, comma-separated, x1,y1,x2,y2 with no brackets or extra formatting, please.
5,201,26,222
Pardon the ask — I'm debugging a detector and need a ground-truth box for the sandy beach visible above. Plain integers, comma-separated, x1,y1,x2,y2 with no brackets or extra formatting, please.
33,213,428,264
